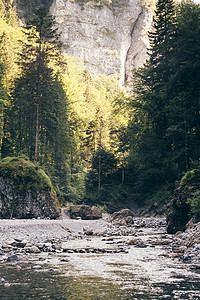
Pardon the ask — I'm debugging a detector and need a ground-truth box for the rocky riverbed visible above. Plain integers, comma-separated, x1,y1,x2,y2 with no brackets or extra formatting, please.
0,215,200,299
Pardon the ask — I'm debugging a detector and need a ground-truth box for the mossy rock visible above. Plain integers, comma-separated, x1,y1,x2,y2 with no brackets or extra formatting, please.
0,156,53,192
0,157,59,219
167,169,200,233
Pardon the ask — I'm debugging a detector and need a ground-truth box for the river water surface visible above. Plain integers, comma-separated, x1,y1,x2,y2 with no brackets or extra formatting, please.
0,222,200,299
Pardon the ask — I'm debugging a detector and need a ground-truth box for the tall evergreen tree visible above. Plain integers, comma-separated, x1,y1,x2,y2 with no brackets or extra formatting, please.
2,6,70,188
141,0,176,133
5,6,63,162
127,0,177,203
166,0,200,171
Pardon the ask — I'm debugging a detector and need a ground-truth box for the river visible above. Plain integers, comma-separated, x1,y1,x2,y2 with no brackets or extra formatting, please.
0,218,200,299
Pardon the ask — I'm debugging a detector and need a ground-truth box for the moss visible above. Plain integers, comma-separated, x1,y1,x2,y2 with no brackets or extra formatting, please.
180,169,200,189
0,156,53,193
179,169,200,222
98,28,116,39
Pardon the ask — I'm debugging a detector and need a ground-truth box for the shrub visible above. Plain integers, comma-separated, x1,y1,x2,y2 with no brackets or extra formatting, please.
187,191,200,222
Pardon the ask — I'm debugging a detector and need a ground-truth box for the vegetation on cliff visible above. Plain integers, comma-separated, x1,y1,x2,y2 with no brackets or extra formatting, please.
181,169,200,222
16,0,155,15
16,0,53,18
166,168,200,233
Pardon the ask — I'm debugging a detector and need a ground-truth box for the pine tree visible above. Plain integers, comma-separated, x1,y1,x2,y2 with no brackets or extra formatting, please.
3,6,69,170
16,6,62,163
128,0,177,202
142,0,176,133
166,0,200,171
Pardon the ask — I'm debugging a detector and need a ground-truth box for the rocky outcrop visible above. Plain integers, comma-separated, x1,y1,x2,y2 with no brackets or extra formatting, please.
0,177,59,219
50,0,152,85
166,187,190,234
69,204,102,219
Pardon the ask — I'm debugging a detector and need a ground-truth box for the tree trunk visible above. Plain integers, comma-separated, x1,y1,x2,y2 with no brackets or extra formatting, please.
122,165,125,186
34,102,39,164
98,122,102,195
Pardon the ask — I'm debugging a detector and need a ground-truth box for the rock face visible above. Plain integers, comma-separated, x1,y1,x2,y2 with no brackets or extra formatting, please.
69,204,102,219
0,177,59,219
166,187,190,234
50,0,152,85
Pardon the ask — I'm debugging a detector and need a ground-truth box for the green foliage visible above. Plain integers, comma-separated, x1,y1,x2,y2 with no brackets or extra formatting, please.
91,147,118,178
17,0,53,19
127,0,200,208
1,7,71,204
180,169,200,187
85,183,133,213
179,168,200,222
0,156,53,192
187,191,200,222
1,0,200,217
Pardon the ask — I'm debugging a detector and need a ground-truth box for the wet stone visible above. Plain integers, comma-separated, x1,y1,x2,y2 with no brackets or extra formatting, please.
7,254,18,262
32,265,42,270
28,246,41,253
60,258,69,262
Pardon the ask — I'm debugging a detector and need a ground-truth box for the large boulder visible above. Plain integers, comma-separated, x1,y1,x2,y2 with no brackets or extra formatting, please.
166,187,190,234
69,204,102,220
111,208,134,225
0,157,59,219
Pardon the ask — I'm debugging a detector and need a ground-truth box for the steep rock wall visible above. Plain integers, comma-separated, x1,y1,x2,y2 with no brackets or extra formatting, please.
50,0,152,84
0,177,60,219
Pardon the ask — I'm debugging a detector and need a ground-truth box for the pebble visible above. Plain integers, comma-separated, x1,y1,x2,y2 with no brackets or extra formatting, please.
0,217,199,269
0,277,5,283
7,254,18,262
4,282,11,288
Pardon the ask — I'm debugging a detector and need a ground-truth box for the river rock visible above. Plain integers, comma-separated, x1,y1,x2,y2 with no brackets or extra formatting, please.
7,254,18,262
83,226,93,235
0,277,5,283
28,246,41,253
69,205,102,220
111,209,134,225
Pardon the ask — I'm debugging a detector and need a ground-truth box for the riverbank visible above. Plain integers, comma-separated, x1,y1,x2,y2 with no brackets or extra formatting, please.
0,216,200,299
0,216,200,266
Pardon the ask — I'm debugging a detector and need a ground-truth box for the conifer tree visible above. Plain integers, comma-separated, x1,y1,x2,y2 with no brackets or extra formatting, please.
3,6,70,180
141,0,176,133
166,0,200,171
10,6,63,163
128,0,177,202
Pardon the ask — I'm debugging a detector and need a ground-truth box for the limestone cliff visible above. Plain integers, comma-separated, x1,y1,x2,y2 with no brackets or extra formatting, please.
50,0,153,84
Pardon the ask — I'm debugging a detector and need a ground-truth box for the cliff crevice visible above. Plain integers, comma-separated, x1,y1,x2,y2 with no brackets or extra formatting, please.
50,0,153,84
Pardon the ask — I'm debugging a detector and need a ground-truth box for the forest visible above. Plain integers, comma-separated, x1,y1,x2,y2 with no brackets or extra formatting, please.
0,0,200,220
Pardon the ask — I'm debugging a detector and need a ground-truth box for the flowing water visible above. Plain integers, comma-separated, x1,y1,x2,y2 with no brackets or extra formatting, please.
0,226,200,299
